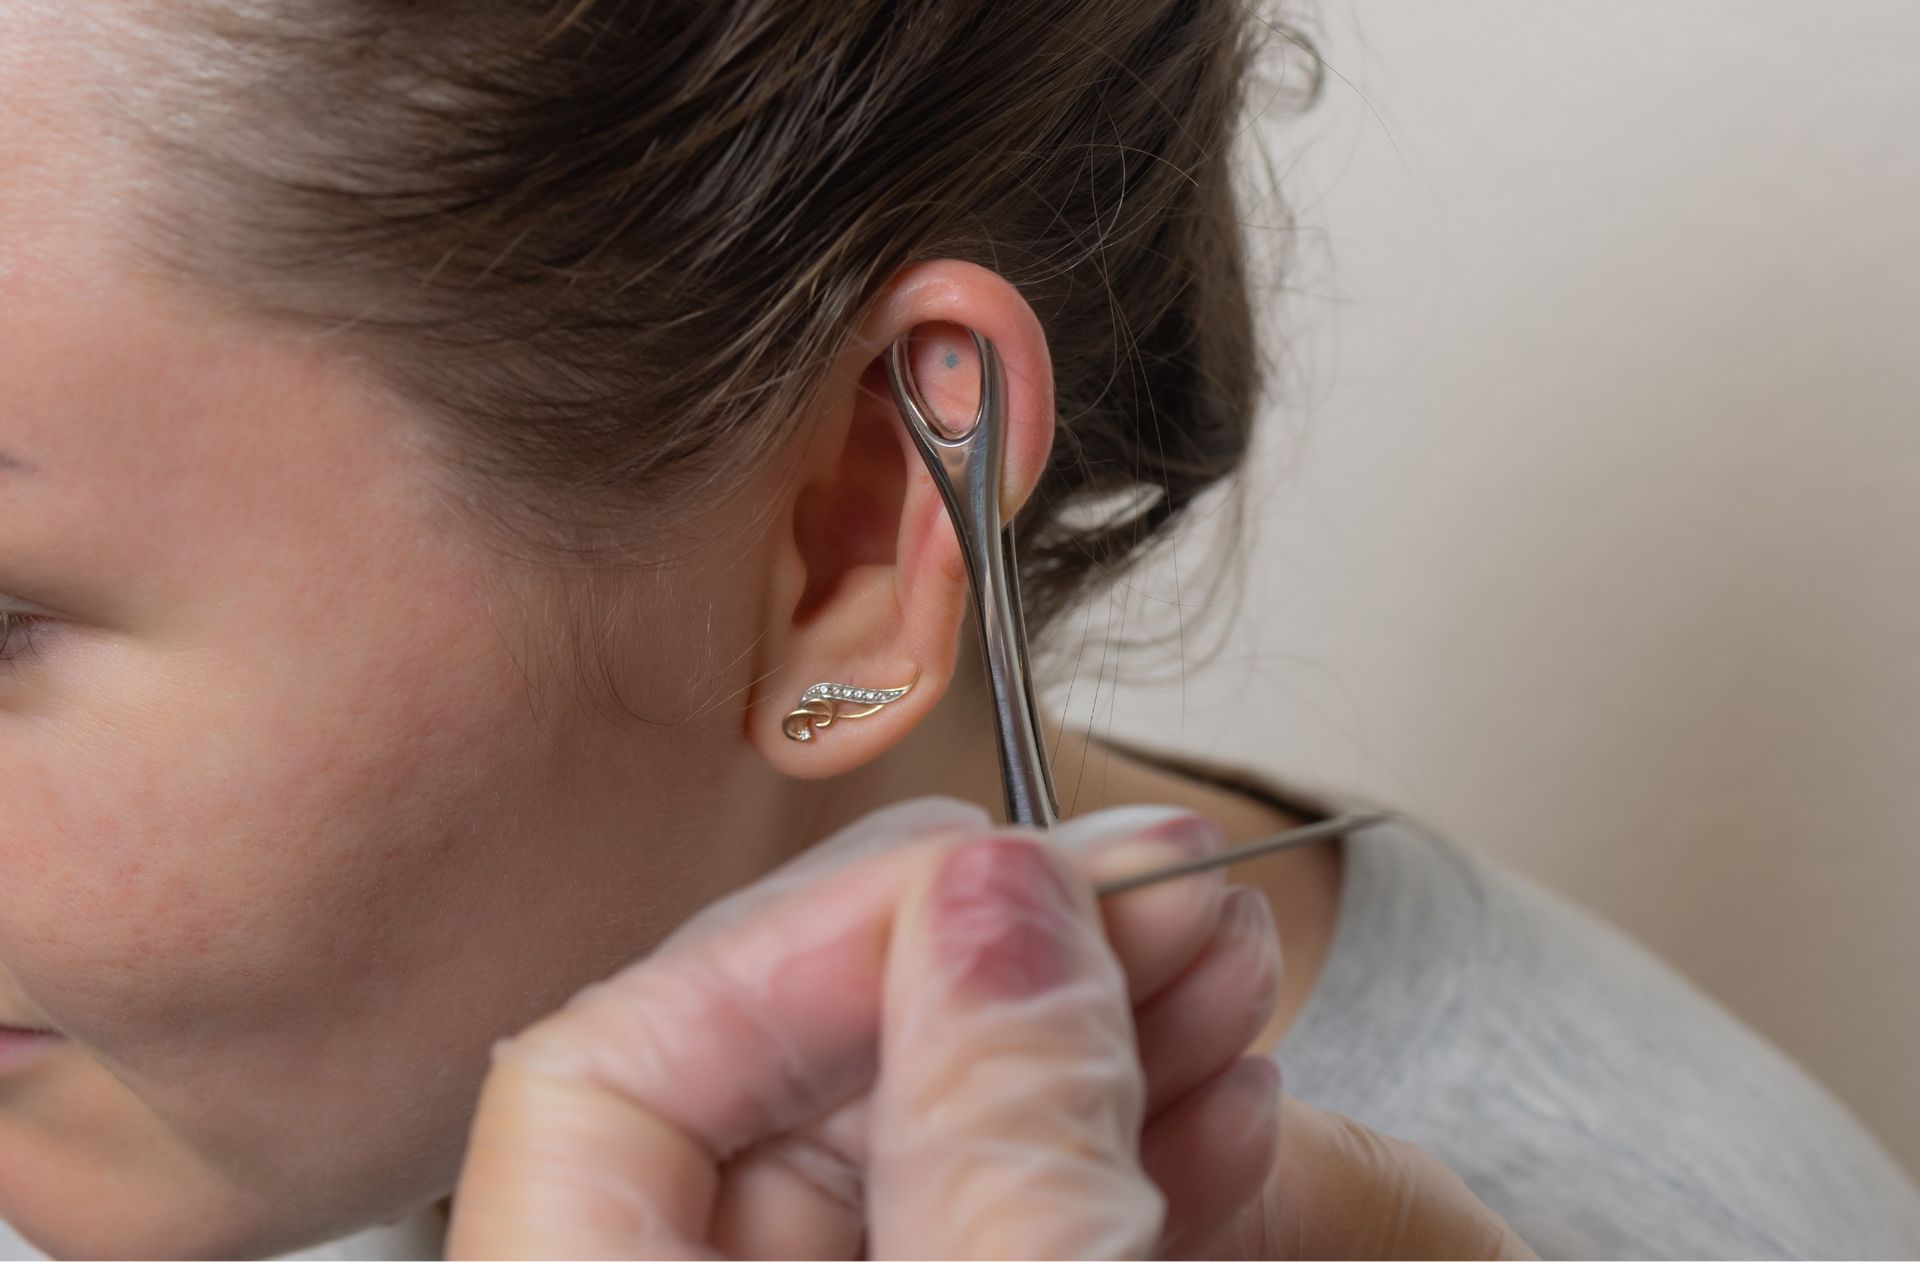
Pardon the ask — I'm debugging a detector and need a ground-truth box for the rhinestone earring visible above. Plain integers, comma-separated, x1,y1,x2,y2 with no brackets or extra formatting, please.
783,671,919,743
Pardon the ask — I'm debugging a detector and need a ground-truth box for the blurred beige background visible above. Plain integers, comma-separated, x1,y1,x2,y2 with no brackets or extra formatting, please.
1048,1,1920,1175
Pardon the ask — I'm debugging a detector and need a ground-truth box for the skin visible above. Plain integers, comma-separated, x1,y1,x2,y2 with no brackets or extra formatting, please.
0,6,1340,1258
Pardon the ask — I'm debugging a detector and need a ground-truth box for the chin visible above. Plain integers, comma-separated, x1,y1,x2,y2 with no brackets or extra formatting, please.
0,1160,393,1262
4,1209,237,1262
8,1203,387,1262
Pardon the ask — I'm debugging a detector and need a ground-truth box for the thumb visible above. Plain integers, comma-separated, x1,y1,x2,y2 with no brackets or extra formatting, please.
868,834,1164,1260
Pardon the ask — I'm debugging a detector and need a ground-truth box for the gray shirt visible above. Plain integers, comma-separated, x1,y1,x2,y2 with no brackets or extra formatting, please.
6,772,1919,1260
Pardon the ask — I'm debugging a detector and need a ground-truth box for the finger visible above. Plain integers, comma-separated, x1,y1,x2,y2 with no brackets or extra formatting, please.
868,835,1164,1259
678,797,988,1258
449,1053,723,1260
1135,884,1283,1117
709,1133,863,1260
710,1073,877,1259
1258,1097,1539,1260
1138,1055,1283,1259
1051,806,1230,1004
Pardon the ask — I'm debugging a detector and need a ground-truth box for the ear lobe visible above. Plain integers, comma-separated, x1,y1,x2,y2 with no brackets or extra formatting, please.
744,262,1057,782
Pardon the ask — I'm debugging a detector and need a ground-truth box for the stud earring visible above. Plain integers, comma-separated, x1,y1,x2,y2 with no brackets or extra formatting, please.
783,670,920,742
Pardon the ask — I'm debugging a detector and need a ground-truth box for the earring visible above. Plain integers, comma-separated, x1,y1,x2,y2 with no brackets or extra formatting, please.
783,670,919,742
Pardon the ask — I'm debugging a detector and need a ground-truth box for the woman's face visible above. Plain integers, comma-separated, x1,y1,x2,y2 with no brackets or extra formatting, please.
0,13,783,1256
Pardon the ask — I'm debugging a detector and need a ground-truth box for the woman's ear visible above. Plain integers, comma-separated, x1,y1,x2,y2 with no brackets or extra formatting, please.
744,259,1056,779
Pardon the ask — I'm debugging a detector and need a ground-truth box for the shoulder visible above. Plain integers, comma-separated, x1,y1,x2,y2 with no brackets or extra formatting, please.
1275,813,1920,1260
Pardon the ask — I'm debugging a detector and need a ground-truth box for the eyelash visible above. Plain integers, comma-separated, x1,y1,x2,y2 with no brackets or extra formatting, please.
0,610,45,663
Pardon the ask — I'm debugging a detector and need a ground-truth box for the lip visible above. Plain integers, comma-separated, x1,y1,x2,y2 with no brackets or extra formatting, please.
0,1025,64,1073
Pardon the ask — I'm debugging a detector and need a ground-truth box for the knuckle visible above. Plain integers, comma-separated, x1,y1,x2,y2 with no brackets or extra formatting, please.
1328,1110,1392,1165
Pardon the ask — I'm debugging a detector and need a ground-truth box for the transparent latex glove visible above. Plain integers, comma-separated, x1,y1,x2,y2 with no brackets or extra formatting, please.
1179,1094,1539,1261
1146,1090,1538,1262
446,795,1287,1259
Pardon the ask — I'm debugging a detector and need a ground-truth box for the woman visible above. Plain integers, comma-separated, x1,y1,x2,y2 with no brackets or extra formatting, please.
0,0,1914,1257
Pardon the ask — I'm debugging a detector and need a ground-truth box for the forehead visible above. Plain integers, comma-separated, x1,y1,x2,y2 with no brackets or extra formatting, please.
0,7,151,520
0,3,145,222
0,6,172,341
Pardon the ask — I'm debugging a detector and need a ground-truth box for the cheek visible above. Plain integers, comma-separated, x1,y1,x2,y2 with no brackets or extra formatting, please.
0,521,757,1220
0,594,600,1215
0,602,557,1063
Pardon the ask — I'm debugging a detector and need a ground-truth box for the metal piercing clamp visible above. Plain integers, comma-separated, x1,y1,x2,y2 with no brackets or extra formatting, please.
885,329,1058,829
884,329,1393,898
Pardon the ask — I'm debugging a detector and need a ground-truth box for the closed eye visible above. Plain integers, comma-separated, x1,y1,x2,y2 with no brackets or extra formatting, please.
0,610,46,663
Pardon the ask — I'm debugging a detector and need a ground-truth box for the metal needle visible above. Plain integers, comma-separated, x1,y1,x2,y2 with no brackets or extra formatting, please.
1092,810,1399,899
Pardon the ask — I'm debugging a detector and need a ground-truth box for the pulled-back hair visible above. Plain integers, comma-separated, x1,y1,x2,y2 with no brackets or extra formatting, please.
121,0,1320,670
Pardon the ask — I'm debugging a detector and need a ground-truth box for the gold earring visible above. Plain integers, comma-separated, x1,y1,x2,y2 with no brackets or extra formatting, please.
783,670,920,742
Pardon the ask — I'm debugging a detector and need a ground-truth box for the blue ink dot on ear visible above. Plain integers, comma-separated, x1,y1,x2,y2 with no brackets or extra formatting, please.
943,350,960,369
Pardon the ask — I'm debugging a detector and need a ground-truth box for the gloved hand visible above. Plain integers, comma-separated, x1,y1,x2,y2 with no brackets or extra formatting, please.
445,795,1287,1258
1179,1092,1539,1261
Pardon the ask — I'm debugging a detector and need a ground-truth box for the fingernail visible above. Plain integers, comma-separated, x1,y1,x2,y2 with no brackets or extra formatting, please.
932,837,1080,999
1052,804,1225,858
1066,809,1228,897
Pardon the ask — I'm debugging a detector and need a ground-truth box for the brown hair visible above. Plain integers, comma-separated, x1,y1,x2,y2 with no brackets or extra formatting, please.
120,0,1320,702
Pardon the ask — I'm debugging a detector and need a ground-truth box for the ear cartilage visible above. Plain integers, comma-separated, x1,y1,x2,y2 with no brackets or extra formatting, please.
782,675,918,743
